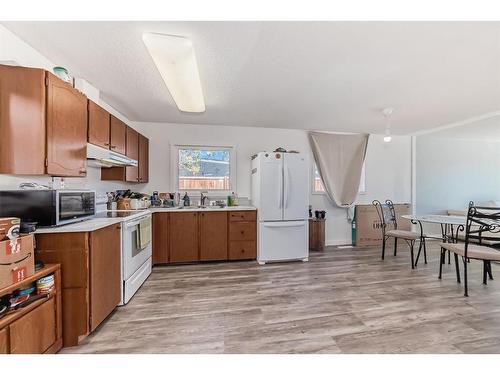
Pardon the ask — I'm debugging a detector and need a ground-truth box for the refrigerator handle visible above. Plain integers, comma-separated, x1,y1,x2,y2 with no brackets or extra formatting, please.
284,165,291,208
278,167,283,209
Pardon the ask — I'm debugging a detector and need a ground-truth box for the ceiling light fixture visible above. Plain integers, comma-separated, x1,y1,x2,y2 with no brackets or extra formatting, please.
382,107,394,143
142,32,205,113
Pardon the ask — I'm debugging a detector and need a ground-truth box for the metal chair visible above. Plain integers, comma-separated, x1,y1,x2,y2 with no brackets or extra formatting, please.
440,201,500,297
372,199,427,269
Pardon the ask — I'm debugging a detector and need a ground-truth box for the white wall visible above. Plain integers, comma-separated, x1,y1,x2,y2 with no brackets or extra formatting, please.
134,121,412,245
416,135,500,214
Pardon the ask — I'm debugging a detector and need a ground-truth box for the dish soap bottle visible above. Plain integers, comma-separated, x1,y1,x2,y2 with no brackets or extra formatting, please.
182,192,190,207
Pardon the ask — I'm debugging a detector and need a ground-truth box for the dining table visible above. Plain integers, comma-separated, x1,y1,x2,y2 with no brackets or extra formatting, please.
401,214,467,266
401,213,500,266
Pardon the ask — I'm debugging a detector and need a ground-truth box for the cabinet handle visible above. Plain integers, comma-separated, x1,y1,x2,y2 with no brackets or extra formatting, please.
104,142,110,146
79,168,86,174
240,230,244,235
110,145,116,149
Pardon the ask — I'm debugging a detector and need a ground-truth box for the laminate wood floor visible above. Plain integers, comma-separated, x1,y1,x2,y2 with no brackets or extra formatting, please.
62,243,500,354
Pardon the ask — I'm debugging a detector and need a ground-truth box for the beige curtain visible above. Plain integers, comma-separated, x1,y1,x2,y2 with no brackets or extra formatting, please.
309,132,369,208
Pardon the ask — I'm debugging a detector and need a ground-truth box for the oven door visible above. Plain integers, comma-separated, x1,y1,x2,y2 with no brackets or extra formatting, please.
57,191,96,225
122,214,152,281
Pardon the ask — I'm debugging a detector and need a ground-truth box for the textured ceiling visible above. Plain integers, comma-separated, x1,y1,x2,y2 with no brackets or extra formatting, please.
4,21,500,134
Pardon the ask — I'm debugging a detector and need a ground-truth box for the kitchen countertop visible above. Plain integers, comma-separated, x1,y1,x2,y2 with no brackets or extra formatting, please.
34,206,257,234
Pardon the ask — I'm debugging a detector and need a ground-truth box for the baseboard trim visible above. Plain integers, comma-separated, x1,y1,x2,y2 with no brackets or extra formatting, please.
325,240,352,247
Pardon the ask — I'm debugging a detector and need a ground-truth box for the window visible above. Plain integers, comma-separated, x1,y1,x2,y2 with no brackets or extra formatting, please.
312,163,366,194
173,145,236,192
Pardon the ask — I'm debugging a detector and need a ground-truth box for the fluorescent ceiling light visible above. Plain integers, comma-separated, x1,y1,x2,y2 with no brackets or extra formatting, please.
142,32,205,113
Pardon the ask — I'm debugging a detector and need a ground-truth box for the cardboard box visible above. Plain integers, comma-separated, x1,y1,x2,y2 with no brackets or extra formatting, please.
0,234,35,289
0,217,20,241
353,203,411,247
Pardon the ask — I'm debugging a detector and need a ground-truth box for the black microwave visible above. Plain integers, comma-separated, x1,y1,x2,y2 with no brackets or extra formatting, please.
0,190,96,227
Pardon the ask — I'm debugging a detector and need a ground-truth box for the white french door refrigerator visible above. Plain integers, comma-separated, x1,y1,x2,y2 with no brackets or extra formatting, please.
251,152,309,264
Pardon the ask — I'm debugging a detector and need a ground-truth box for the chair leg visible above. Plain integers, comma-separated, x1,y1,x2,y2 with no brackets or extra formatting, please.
483,261,488,285
454,253,460,283
414,239,423,267
448,250,451,264
423,238,427,264
410,240,415,269
463,258,468,297
381,237,386,260
394,237,398,256
438,248,444,279
488,261,494,280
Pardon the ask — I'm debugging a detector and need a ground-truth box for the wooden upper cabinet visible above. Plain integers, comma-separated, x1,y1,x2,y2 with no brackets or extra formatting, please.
110,115,126,154
169,212,199,263
125,126,139,182
46,72,88,176
88,100,110,148
200,212,228,261
0,65,46,174
138,134,149,183
89,224,121,331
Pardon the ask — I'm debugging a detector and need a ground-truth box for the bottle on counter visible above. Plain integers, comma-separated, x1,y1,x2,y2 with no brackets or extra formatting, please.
182,192,190,207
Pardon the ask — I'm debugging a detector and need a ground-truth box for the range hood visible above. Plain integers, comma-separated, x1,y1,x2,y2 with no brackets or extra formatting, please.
87,143,138,168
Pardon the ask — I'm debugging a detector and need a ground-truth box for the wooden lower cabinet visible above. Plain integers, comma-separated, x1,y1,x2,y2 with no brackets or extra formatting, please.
153,210,256,265
169,212,199,263
200,211,227,261
89,224,121,331
0,327,8,354
309,218,325,251
153,212,169,264
228,240,256,260
9,298,56,354
35,224,121,347
0,264,62,354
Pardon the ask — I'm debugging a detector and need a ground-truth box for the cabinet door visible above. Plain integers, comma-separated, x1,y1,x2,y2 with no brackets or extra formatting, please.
169,212,199,263
9,298,56,354
0,327,8,354
110,115,126,154
89,224,121,331
0,65,46,174
200,212,228,261
138,134,149,183
153,213,169,264
88,100,110,148
125,126,139,182
46,72,88,176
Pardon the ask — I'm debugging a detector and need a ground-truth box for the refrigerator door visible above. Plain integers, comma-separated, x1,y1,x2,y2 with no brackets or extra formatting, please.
258,153,283,221
283,153,309,221
258,221,308,262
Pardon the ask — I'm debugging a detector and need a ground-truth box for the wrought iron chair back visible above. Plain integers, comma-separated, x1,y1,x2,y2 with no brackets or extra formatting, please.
372,199,398,234
459,201,500,256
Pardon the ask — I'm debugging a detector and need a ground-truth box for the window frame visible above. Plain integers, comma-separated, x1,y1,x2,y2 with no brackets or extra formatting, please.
171,144,237,196
311,162,366,195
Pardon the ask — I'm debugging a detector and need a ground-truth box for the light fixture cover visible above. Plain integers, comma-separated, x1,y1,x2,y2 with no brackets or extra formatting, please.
143,32,205,113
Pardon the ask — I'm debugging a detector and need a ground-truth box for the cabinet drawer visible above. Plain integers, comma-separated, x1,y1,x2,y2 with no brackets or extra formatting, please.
229,210,256,222
229,222,257,241
229,241,256,260
0,327,8,354
9,297,56,354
